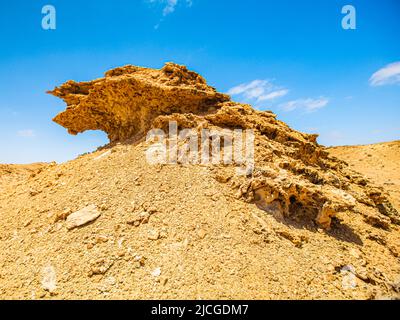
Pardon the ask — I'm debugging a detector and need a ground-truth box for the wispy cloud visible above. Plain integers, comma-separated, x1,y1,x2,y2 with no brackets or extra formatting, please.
369,61,400,86
258,89,289,102
148,0,192,17
162,0,178,16
149,0,193,29
229,78,329,114
17,129,36,138
279,97,329,113
228,80,289,103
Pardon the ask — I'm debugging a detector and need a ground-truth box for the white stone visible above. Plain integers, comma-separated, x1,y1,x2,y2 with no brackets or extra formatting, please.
41,265,57,293
151,267,161,277
66,205,101,230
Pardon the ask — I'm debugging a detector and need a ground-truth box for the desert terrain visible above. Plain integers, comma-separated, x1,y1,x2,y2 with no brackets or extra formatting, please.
330,141,400,211
0,64,398,300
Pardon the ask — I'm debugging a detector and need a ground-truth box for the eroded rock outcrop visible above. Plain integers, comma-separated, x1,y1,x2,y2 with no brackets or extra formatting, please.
49,63,399,229
49,63,229,142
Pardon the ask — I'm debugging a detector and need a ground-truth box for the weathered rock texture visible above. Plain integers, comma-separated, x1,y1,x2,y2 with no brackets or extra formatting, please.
49,63,229,142
49,63,399,231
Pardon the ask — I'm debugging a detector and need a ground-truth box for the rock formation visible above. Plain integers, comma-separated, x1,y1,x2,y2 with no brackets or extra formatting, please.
49,63,398,230
49,63,229,142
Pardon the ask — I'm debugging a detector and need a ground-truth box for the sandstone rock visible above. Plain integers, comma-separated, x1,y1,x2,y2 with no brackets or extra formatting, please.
49,63,229,143
65,205,101,230
50,63,398,230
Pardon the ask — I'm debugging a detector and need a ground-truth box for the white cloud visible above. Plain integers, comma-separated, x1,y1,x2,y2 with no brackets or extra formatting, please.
17,129,36,138
228,80,288,103
279,97,329,113
258,89,289,102
148,0,193,29
148,0,192,17
162,0,177,16
369,61,400,86
228,78,329,114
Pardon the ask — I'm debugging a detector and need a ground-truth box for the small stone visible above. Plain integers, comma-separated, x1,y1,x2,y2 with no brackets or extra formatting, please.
117,238,125,248
66,205,101,230
349,248,361,258
105,276,116,286
23,219,33,227
54,208,72,222
117,250,125,257
215,173,230,183
159,228,168,239
95,235,109,244
151,267,161,277
41,265,57,293
29,189,39,197
133,255,146,268
211,194,219,201
148,230,160,241
135,255,145,262
127,211,150,227
89,258,114,276
147,207,158,214
197,229,207,239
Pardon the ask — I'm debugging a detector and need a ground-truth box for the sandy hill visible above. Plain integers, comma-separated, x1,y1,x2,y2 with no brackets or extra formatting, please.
330,141,400,211
0,163,48,179
0,63,399,300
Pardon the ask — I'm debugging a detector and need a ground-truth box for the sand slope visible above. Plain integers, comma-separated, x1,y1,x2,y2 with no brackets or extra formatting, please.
0,141,398,300
330,141,400,211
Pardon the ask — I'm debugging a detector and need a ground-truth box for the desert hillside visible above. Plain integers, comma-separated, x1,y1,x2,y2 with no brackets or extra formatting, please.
0,64,399,300
330,141,400,211
0,163,48,179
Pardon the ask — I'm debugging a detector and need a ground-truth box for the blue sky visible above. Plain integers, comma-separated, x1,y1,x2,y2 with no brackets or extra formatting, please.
0,0,399,163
